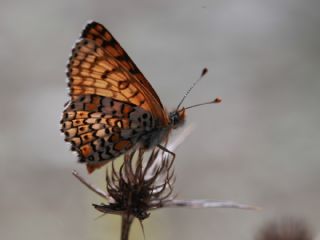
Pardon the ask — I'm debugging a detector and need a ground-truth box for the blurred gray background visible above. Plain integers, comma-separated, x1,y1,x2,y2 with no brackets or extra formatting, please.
1,0,319,239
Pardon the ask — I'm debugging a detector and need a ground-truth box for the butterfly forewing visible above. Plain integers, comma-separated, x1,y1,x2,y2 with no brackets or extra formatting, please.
68,40,150,110
68,21,168,123
81,21,164,109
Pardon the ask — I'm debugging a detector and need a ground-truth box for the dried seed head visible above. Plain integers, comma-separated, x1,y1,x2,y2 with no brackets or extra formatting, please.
93,148,175,220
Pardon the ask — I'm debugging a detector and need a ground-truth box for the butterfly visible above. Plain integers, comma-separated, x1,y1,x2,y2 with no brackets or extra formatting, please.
61,21,221,173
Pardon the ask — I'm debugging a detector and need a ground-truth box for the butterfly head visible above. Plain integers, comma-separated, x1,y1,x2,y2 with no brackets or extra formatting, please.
169,108,186,129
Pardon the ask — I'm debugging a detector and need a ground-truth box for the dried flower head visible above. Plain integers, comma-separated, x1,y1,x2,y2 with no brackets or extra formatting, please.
92,148,175,220
256,218,313,240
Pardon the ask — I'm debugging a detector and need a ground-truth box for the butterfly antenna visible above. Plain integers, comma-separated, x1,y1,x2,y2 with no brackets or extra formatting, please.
176,68,208,111
184,97,222,110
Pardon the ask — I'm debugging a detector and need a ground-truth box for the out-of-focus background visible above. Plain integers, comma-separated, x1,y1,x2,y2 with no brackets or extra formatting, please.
1,0,319,239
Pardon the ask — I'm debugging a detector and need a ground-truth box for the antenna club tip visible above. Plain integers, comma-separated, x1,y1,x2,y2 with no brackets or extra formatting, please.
201,68,208,76
213,97,222,103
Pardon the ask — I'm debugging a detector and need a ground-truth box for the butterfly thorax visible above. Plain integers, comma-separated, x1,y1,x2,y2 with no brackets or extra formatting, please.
169,108,186,129
140,108,185,149
140,126,170,149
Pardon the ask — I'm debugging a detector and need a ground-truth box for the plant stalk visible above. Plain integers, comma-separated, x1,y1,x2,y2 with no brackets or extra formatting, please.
121,214,134,240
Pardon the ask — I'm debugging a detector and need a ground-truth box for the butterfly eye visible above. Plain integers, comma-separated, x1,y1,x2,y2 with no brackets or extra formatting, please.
169,110,185,128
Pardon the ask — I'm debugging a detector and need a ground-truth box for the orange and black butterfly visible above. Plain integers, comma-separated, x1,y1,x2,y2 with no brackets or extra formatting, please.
61,21,220,173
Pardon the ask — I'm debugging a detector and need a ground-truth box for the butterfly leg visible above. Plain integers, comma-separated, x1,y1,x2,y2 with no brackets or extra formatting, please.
157,144,176,161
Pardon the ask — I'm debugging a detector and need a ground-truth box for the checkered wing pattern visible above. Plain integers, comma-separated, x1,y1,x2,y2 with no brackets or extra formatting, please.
61,21,169,173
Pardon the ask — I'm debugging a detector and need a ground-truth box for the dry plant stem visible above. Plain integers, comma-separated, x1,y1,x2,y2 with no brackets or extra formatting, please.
160,199,261,211
121,214,134,240
72,170,108,199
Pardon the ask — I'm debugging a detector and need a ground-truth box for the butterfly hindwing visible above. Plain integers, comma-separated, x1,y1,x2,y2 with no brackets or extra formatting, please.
61,95,157,166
